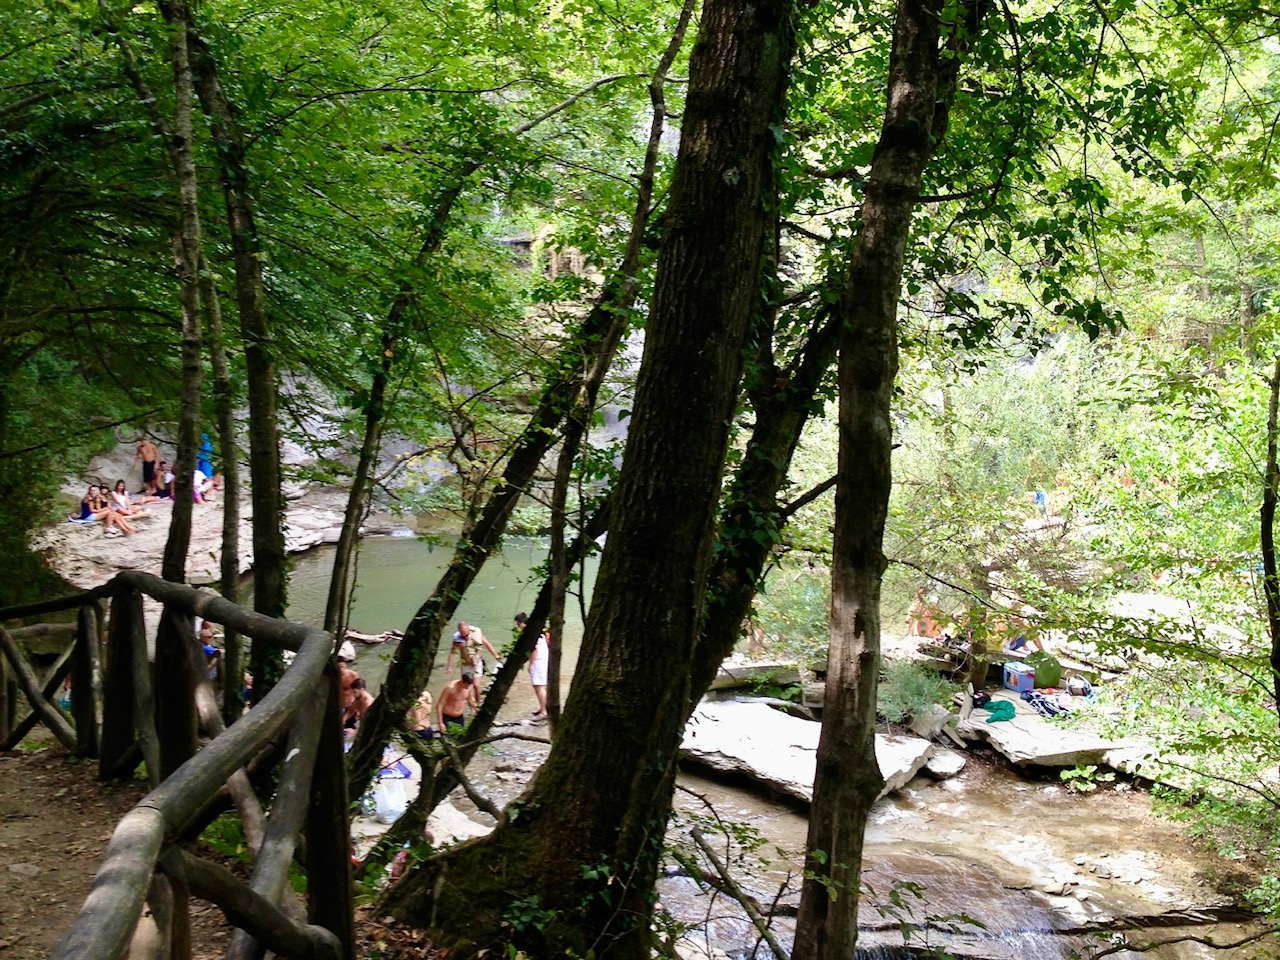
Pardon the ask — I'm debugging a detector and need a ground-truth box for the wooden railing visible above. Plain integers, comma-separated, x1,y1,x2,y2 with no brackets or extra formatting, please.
0,572,354,960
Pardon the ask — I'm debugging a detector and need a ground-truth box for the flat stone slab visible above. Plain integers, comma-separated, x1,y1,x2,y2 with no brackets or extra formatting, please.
427,800,494,845
681,700,934,803
956,690,1141,766
924,747,967,779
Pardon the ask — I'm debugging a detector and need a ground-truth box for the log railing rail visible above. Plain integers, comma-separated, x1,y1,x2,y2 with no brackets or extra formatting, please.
0,572,354,960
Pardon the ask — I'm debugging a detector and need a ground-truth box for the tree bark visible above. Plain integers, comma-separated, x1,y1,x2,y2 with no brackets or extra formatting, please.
185,25,288,691
1260,353,1280,719
792,0,986,956
382,2,796,956
153,0,203,584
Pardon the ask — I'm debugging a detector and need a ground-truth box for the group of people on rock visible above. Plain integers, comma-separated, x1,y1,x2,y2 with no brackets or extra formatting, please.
131,435,224,502
71,435,227,536
339,615,556,744
73,479,166,536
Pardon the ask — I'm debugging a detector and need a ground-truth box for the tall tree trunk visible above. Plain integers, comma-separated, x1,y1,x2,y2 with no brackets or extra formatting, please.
1260,353,1280,720
156,0,202,583
334,74,644,793
324,324,394,638
792,0,986,956
323,180,468,639
346,130,664,800
184,28,287,684
382,2,796,956
201,257,243,725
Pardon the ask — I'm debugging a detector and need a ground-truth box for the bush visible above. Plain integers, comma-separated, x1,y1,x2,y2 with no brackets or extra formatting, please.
877,660,955,725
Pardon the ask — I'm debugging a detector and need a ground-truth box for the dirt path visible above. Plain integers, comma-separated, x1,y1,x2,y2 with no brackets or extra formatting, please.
0,735,445,959
0,738,240,958
0,740,148,957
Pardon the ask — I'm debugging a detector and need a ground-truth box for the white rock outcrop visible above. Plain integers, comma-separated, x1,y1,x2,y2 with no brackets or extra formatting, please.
680,699,935,803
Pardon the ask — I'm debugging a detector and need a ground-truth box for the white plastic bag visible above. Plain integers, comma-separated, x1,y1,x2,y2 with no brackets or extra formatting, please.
373,778,408,824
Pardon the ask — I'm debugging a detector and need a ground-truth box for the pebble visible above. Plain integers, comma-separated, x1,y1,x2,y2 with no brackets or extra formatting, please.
9,863,39,877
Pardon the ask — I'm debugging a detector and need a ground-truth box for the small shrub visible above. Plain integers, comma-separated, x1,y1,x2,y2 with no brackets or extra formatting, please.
877,660,955,725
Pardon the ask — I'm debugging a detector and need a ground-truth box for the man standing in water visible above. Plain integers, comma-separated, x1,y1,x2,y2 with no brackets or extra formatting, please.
445,621,499,688
437,669,480,735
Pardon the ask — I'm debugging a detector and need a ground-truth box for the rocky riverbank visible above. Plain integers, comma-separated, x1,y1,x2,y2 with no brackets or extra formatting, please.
33,433,410,592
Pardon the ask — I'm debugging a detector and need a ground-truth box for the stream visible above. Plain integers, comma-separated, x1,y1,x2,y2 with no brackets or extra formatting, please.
282,535,1260,960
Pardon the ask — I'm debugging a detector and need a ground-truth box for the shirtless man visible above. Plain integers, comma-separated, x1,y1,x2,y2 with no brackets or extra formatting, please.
437,669,480,735
446,621,499,684
344,678,374,729
131,436,160,495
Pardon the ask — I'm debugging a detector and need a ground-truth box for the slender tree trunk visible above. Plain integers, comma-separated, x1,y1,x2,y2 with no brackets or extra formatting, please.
156,0,202,583
1260,354,1280,719
347,163,661,800
185,27,288,697
792,0,986,956
201,257,243,725
545,0,695,734
323,180,467,639
324,325,394,638
382,3,795,956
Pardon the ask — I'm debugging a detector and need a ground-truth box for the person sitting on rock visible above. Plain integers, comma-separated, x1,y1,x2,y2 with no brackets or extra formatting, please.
111,479,158,515
79,484,134,537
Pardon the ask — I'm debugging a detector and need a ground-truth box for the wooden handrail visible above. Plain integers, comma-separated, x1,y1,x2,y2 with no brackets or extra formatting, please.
0,583,114,622
49,572,349,960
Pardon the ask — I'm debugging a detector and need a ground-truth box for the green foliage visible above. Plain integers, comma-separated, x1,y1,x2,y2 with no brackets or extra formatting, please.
502,894,560,937
877,661,956,725
749,566,829,666
746,670,803,703
200,813,251,865
1059,764,1115,794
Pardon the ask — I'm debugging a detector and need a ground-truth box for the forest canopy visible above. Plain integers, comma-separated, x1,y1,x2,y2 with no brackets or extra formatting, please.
6,0,1280,954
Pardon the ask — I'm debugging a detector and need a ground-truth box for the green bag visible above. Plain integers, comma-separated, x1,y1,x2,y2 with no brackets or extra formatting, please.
1024,651,1062,688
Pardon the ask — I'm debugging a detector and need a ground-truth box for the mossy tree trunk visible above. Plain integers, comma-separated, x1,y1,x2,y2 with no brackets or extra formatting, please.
381,1,796,956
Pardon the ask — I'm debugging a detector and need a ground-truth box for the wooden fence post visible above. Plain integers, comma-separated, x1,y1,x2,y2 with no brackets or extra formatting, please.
4,669,14,735
72,604,100,758
306,661,356,960
101,590,143,779
155,607,199,780
0,653,8,744
0,626,77,751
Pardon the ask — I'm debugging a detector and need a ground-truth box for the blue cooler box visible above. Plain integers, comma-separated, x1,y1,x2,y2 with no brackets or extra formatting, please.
1003,662,1036,693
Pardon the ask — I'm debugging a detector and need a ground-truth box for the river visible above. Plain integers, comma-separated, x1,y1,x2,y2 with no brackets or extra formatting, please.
277,532,597,713
282,535,1258,960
